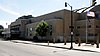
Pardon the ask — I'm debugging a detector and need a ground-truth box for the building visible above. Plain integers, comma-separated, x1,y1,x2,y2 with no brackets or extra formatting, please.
75,4,100,43
9,9,79,42
8,5,100,42
10,15,33,39
25,9,79,42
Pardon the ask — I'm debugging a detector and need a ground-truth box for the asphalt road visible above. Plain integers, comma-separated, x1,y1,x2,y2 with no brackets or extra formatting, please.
0,40,100,56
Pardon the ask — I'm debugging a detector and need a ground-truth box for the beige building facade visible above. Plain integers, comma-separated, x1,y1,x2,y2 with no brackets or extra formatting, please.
75,5,100,43
25,9,79,42
9,5,100,42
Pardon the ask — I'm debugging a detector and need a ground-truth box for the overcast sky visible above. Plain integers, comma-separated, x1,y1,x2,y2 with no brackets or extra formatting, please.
0,0,100,28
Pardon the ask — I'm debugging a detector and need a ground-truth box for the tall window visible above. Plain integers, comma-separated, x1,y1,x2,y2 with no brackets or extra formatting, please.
27,28,28,36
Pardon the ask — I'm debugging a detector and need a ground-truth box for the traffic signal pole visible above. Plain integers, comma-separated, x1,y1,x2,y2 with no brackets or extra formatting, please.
65,2,73,49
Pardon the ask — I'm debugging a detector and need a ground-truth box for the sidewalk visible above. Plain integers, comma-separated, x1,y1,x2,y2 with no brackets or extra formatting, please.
11,40,100,53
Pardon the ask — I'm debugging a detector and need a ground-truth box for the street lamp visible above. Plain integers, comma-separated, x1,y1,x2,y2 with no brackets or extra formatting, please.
65,2,73,49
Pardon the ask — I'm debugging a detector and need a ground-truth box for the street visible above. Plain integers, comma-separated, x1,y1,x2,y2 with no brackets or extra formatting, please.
0,40,100,56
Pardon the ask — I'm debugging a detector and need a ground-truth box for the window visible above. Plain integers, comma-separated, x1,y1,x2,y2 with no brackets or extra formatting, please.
30,28,33,31
26,28,28,36
88,25,91,28
77,26,80,29
50,25,52,35
75,34,80,36
96,25,100,28
30,34,32,36
88,33,94,36
96,26,98,28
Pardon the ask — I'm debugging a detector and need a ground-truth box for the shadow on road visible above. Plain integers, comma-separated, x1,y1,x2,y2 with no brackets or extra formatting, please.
10,40,100,53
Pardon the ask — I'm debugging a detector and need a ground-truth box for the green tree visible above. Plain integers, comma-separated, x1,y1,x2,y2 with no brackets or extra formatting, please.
0,25,4,29
0,29,4,37
35,20,49,37
0,25,4,37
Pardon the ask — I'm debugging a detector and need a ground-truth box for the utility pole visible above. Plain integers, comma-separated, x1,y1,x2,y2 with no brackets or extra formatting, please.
81,0,97,44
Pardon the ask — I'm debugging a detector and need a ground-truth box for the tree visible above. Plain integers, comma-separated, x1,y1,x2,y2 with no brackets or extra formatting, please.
35,20,49,37
0,25,4,37
0,29,4,37
0,25,4,29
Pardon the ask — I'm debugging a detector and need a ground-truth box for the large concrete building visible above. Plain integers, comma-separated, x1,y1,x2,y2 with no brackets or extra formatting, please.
8,5,100,42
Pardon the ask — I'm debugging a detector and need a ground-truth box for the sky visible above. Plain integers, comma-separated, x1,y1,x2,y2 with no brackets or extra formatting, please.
0,0,100,28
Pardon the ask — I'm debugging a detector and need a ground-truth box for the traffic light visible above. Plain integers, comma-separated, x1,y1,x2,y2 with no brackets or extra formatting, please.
92,0,97,6
65,2,67,7
92,0,96,2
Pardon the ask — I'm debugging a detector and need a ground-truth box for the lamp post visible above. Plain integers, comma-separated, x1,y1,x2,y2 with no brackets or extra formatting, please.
65,2,73,49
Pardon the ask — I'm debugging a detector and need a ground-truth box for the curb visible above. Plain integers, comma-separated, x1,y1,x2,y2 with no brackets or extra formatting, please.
11,40,100,53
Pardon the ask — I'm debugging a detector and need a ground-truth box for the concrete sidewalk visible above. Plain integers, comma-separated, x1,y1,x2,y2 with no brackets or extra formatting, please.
11,40,100,53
